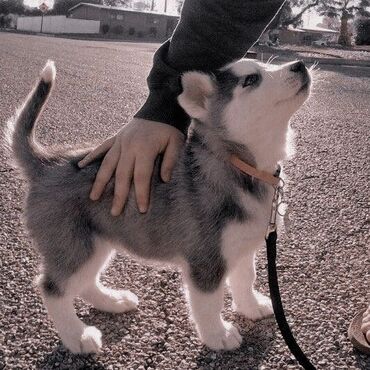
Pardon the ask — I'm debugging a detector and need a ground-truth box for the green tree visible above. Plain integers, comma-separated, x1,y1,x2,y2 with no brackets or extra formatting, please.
355,17,370,44
175,0,183,14
103,0,131,6
51,0,132,15
318,0,370,45
150,0,156,11
0,0,24,15
51,0,101,15
276,0,320,28
133,1,150,11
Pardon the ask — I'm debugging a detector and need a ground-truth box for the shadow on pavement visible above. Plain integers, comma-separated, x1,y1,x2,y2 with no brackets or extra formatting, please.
39,345,107,370
38,309,139,369
84,308,139,345
196,316,277,369
354,349,370,370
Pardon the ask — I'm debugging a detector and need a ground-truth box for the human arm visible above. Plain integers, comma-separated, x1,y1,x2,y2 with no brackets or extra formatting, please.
134,0,287,133
80,0,286,214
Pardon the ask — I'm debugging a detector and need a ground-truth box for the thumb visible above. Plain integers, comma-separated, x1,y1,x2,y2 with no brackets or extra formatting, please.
78,136,115,168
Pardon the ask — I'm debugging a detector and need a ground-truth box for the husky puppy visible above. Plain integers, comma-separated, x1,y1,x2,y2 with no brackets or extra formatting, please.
6,58,311,353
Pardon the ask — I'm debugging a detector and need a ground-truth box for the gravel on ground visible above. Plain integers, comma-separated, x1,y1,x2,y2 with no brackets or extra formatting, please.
0,33,369,370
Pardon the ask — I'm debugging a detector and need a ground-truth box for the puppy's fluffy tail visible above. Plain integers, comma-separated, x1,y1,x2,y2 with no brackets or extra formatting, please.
5,61,56,180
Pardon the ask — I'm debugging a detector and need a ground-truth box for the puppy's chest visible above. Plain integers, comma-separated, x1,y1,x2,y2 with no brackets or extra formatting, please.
221,187,278,261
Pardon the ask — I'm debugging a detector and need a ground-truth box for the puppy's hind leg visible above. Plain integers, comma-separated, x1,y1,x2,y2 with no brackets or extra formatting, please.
40,281,102,354
38,241,116,353
39,280,100,352
228,251,273,321
80,239,138,313
183,267,242,351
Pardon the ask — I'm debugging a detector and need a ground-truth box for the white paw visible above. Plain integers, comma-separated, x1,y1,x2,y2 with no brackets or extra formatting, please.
109,290,139,313
80,326,103,353
201,321,242,351
233,291,274,321
62,326,102,354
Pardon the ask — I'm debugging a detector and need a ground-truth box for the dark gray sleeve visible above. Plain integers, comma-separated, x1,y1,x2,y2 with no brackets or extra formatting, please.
134,0,286,133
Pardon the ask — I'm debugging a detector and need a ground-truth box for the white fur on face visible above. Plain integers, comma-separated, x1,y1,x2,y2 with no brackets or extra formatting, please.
229,59,310,106
178,59,311,171
223,59,311,170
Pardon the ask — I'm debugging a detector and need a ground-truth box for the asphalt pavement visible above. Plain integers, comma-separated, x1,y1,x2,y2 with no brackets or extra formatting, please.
0,33,369,370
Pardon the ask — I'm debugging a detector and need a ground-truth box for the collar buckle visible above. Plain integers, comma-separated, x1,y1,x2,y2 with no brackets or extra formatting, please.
228,155,285,238
266,180,284,238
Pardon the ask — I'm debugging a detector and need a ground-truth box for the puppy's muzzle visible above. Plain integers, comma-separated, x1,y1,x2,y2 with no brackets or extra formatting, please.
291,60,310,93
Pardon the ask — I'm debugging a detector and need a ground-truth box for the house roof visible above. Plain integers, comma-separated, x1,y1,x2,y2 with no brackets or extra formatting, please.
286,25,339,34
288,26,339,34
286,26,305,33
68,2,179,18
300,25,339,34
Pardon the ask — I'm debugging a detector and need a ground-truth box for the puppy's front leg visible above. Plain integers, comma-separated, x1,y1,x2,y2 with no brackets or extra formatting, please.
228,252,273,321
184,274,242,351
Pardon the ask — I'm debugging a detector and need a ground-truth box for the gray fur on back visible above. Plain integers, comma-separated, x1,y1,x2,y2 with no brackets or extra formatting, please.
9,65,267,296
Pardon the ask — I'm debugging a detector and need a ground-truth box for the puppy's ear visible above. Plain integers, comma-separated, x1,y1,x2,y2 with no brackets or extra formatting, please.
178,72,215,120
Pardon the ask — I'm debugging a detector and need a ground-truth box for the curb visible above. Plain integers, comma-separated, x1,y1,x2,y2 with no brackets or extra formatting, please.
2,30,370,67
256,51,370,68
290,56,370,67
0,29,165,44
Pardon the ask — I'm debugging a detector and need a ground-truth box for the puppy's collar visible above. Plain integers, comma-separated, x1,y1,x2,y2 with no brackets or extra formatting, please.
229,155,280,187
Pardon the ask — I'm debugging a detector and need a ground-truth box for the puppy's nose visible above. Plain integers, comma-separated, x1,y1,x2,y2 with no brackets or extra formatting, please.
290,60,306,73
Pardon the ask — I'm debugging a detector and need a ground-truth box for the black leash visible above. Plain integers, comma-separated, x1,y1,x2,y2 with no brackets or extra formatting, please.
266,230,316,370
229,159,317,368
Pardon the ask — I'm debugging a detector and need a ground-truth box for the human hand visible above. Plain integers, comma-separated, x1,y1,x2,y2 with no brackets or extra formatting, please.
78,118,184,216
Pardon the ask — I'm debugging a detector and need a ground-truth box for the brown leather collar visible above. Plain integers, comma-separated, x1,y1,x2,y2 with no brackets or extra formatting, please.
229,155,280,187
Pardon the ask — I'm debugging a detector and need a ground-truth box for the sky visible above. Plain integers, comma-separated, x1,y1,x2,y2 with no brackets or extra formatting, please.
23,1,323,25
23,0,54,8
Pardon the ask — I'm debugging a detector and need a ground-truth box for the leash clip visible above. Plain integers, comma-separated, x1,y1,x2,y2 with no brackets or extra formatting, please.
265,178,284,239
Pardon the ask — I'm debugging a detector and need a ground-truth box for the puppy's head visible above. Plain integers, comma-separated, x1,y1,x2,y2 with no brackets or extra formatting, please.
178,59,311,166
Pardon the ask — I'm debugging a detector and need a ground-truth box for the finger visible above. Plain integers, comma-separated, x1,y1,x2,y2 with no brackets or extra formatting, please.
111,154,134,217
160,136,183,182
78,137,116,168
134,152,156,213
90,145,120,201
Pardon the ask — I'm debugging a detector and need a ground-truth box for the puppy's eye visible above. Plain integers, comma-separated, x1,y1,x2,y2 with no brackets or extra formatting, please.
242,74,260,88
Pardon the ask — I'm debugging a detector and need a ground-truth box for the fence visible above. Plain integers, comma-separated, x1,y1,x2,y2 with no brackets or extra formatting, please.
17,16,100,34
